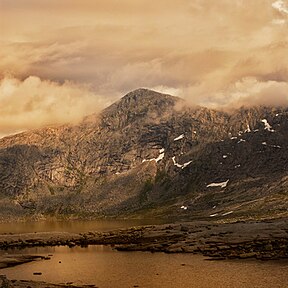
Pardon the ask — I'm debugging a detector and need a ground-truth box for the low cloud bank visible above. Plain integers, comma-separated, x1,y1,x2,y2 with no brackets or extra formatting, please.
174,77,288,109
0,76,112,137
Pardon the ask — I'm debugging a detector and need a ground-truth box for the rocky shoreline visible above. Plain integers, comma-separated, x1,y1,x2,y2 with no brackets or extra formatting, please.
0,275,94,288
0,218,287,261
0,218,287,287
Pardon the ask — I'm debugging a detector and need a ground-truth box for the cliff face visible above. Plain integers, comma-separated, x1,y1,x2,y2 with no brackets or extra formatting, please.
0,88,287,220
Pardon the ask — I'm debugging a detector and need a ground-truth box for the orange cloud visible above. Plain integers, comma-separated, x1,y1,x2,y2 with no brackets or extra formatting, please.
0,76,113,137
0,0,288,135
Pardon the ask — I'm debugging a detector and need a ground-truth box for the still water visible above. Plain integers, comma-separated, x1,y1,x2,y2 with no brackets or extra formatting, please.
0,219,166,234
1,246,288,288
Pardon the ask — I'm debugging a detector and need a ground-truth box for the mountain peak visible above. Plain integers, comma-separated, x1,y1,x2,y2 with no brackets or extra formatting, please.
101,88,182,119
95,88,184,131
126,87,155,95
1,86,288,221
121,88,180,103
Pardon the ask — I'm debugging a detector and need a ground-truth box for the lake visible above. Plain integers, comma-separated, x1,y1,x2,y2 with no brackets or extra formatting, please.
0,220,287,288
0,219,166,234
1,245,288,288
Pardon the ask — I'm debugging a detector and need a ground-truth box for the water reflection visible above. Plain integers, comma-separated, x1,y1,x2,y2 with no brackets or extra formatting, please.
0,219,165,234
1,246,288,288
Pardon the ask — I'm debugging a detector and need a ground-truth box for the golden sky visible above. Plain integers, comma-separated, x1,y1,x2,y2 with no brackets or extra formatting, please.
1,0,288,136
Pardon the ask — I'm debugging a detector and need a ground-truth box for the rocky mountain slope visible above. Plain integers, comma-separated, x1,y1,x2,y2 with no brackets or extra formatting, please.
0,88,287,221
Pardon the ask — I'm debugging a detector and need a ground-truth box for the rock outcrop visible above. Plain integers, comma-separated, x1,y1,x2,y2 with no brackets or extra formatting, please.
0,88,287,220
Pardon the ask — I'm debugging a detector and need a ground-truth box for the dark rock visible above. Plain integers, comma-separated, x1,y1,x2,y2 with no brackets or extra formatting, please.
0,275,13,288
180,226,189,232
0,89,288,220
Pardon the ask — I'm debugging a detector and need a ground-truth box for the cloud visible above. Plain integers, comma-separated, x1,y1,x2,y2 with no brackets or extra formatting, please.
1,0,288,136
272,0,288,14
232,78,288,107
0,76,113,138
179,77,288,109
272,18,287,24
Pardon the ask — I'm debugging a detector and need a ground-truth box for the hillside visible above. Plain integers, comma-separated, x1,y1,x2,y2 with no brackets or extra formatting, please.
0,88,287,221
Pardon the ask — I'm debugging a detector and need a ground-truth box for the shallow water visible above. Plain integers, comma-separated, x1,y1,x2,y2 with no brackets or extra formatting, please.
0,219,165,234
1,246,288,288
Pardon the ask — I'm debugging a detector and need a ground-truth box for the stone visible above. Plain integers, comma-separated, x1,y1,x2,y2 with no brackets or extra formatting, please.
239,252,257,259
0,275,13,288
180,226,189,232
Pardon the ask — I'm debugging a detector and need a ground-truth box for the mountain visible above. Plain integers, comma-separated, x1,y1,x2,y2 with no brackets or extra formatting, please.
0,88,288,221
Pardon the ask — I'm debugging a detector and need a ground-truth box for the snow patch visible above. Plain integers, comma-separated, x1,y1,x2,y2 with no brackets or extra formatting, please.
244,124,251,133
237,139,246,144
172,156,192,169
222,155,228,159
181,205,188,210
182,161,193,169
155,152,165,162
261,119,275,132
172,156,183,168
261,142,281,149
235,164,241,168
230,137,237,140
142,149,165,163
174,134,184,141
207,180,229,188
222,211,234,216
210,213,218,217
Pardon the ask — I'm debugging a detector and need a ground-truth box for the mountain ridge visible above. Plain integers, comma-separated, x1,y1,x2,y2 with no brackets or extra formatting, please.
0,88,288,221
